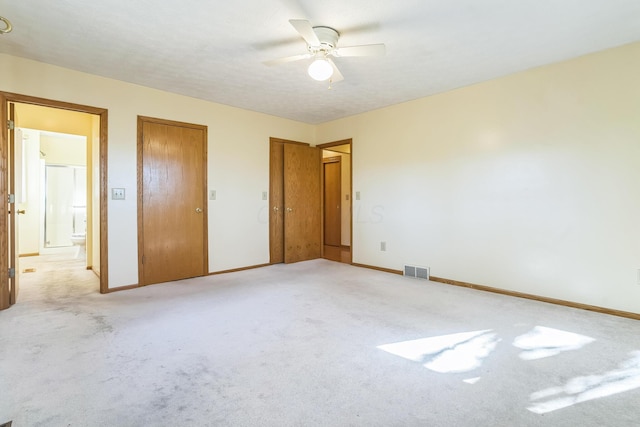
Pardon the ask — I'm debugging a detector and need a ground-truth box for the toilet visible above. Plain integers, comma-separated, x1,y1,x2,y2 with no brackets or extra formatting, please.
70,233,86,259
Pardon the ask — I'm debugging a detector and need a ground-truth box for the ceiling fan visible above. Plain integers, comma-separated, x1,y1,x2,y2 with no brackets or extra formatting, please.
263,19,385,83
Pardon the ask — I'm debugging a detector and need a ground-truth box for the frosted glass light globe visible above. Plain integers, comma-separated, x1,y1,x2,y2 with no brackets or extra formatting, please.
308,59,333,81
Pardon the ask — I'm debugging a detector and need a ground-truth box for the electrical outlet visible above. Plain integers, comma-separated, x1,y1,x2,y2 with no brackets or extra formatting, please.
112,188,125,200
381,241,386,251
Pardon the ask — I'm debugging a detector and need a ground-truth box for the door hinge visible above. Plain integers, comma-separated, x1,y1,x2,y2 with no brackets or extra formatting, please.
8,194,15,204
141,255,144,264
7,119,14,130
8,267,15,279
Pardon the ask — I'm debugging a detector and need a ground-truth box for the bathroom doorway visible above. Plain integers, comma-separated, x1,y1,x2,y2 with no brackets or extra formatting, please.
44,165,86,250
22,129,88,258
44,164,87,252
1,93,108,310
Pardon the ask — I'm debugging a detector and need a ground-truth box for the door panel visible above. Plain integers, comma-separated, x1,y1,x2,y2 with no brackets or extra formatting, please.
323,160,341,247
139,118,207,285
284,144,321,263
269,141,284,263
8,102,19,304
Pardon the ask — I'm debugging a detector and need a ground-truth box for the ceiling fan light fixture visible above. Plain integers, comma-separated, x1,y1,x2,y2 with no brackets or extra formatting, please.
308,58,333,81
0,16,13,34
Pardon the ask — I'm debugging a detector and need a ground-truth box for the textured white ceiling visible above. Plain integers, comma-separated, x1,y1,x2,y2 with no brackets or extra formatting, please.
1,0,639,124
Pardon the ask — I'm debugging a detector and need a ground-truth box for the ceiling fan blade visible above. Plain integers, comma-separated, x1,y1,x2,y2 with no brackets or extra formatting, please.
333,43,386,57
289,19,320,46
263,53,311,66
328,58,344,83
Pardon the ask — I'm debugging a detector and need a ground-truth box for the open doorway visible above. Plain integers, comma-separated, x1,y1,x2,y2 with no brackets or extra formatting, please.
318,139,352,264
20,129,88,258
1,93,108,310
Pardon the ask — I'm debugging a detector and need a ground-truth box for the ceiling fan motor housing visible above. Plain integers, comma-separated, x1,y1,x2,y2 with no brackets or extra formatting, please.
311,26,340,52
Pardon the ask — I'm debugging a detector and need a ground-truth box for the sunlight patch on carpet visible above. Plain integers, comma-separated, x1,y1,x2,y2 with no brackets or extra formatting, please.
513,326,595,360
528,351,640,414
377,330,500,374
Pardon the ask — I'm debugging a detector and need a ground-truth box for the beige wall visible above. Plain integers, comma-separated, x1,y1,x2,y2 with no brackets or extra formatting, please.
4,41,640,313
15,104,94,136
1,54,315,288
39,133,86,166
317,42,640,313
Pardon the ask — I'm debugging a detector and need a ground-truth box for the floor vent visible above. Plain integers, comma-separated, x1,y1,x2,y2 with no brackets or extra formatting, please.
404,265,430,280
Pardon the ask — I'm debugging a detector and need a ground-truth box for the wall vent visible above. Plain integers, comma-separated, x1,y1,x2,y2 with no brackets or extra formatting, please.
404,265,416,277
404,265,429,280
416,267,430,280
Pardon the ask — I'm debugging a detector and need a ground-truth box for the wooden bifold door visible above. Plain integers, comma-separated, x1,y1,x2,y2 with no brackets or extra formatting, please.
269,138,321,264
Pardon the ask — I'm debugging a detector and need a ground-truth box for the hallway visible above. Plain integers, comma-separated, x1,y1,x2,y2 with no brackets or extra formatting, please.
18,248,99,304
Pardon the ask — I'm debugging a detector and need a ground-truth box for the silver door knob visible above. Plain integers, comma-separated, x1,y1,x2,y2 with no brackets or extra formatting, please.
195,208,203,213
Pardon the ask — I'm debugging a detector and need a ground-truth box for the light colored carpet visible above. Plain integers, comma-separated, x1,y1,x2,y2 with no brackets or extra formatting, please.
1,253,640,426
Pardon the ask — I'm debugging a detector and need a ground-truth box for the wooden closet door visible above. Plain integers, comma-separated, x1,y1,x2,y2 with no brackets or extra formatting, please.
138,117,208,285
284,144,321,263
269,140,285,263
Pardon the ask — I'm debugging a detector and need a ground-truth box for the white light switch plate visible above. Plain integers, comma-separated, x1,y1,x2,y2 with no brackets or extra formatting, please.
112,188,125,200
